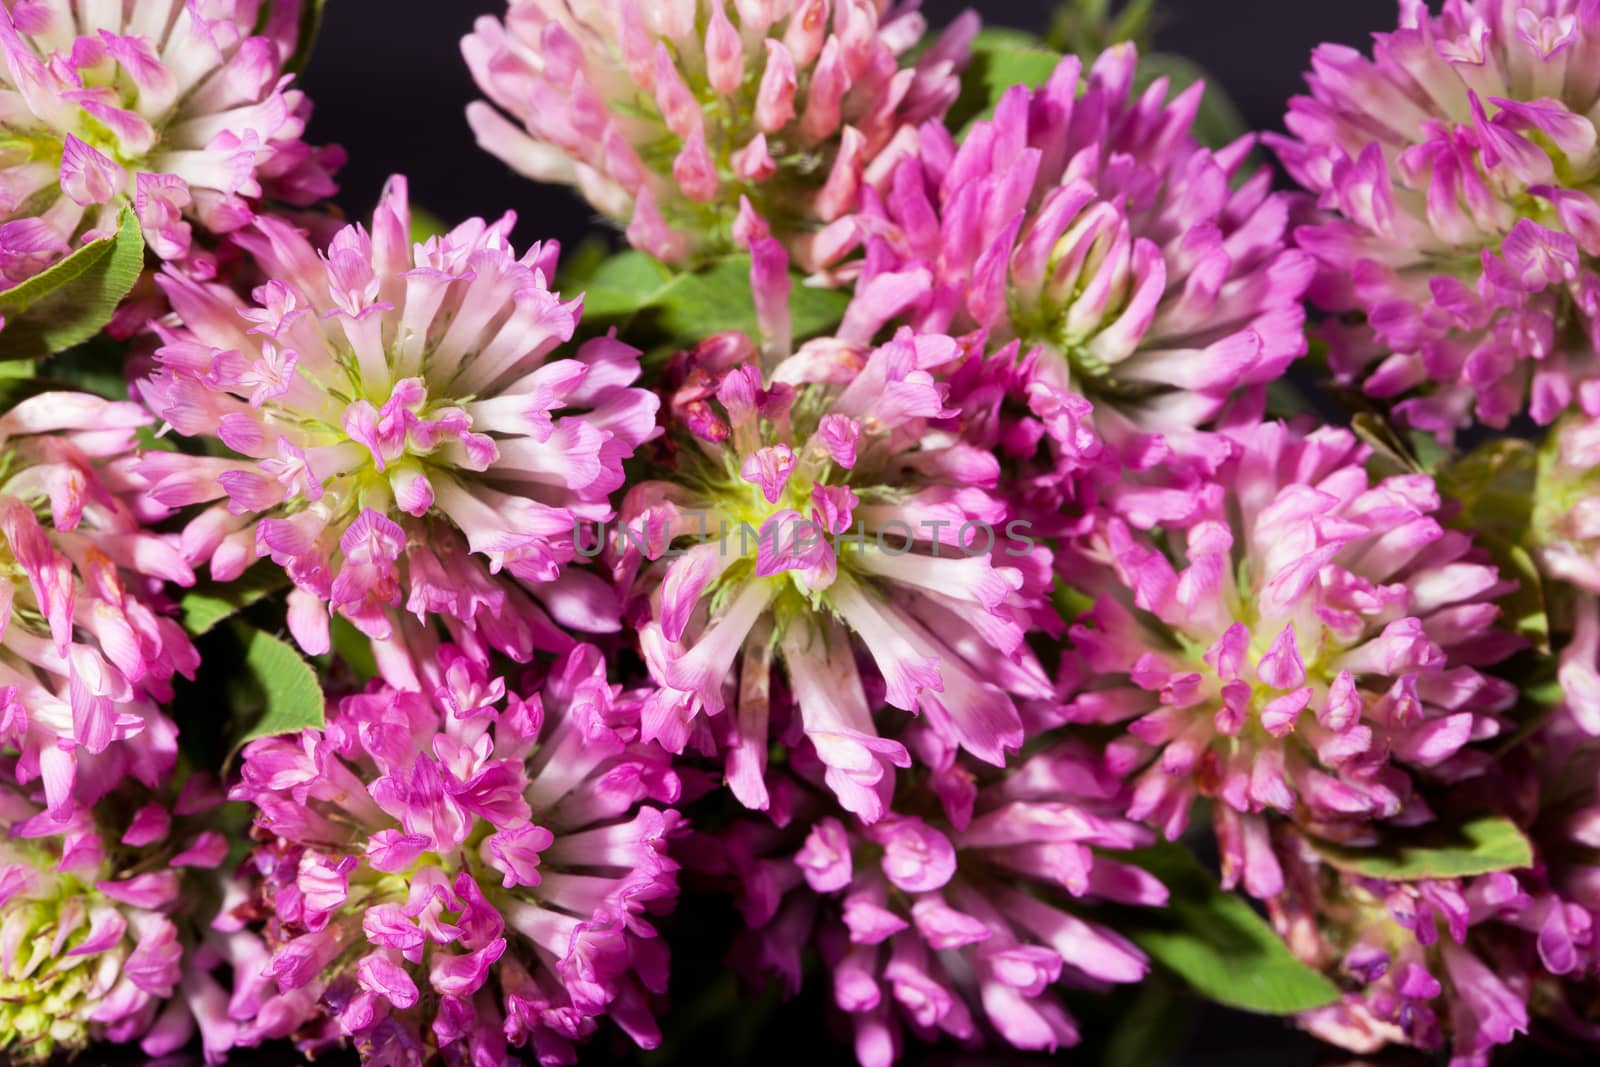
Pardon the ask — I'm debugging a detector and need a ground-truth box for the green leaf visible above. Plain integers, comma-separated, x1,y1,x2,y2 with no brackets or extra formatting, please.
1101,977,1194,1067
946,29,1064,132
1051,578,1094,626
1496,542,1551,651
0,360,40,413
0,208,145,361
284,0,328,74
1120,844,1341,1015
1497,662,1563,756
945,27,1246,154
578,252,850,358
1440,438,1537,544
0,377,49,416
1265,378,1312,419
580,251,675,322
1310,815,1534,881
1435,439,1546,650
328,614,380,681
231,623,325,747
180,564,292,636
35,333,133,400
1048,0,1158,55
0,335,148,413
1352,412,1432,480
554,236,615,294
409,204,451,244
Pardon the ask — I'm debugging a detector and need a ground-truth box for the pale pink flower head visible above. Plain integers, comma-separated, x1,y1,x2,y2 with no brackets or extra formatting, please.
462,0,974,269
230,645,683,1065
1272,0,1600,435
709,734,1164,1066
617,328,1054,821
1269,828,1535,1065
1062,421,1521,899
0,770,252,1064
0,0,341,291
851,45,1312,447
136,175,660,659
0,392,198,815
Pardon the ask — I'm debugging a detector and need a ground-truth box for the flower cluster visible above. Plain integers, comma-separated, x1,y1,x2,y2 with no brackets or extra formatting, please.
1272,0,1600,435
0,392,196,813
617,328,1054,820
1063,421,1520,898
0,770,253,1064
851,43,1313,447
1269,828,1535,1064
11,1,1600,1065
698,731,1164,1065
137,176,659,660
0,0,340,294
229,645,682,1065
463,0,974,268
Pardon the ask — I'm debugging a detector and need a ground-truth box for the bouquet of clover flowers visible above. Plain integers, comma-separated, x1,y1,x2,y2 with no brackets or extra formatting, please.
3,0,1600,1064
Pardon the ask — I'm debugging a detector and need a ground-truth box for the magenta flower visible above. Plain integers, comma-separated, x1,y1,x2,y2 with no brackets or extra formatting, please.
0,771,256,1064
0,392,198,814
462,0,973,269
704,734,1164,1065
1062,421,1521,898
136,175,659,658
1272,0,1600,434
1270,829,1534,1065
850,45,1312,448
616,329,1054,821
230,645,682,1065
0,0,340,292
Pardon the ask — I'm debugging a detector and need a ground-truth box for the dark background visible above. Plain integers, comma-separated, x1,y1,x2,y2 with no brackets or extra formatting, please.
132,3,1571,1066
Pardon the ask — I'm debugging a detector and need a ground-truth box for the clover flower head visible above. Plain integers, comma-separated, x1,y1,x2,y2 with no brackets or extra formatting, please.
0,392,198,814
1270,828,1537,1065
1063,421,1520,898
709,736,1164,1066
0,0,341,293
617,327,1054,821
0,771,249,1064
136,175,659,658
231,644,683,1066
850,45,1312,446
462,0,974,269
1272,0,1600,434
